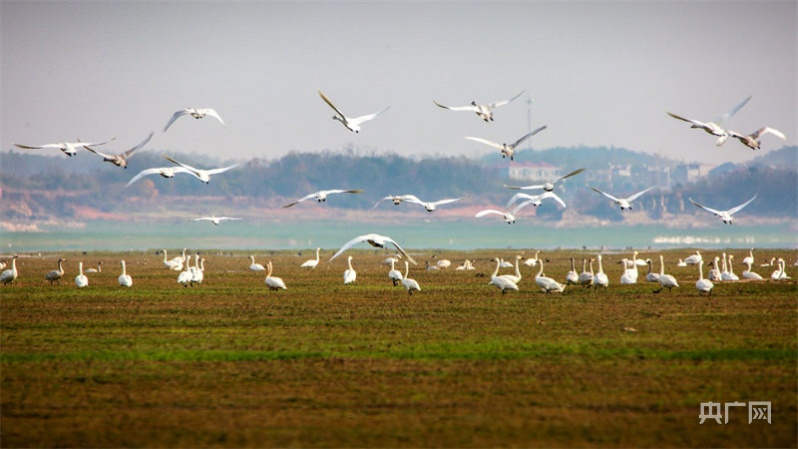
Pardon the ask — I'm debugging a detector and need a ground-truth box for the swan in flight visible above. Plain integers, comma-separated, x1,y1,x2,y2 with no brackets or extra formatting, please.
343,256,357,285
14,138,115,157
329,233,416,265
265,261,287,291
193,215,242,225
162,154,239,184
401,261,421,296
249,255,265,272
82,131,153,169
433,90,525,122
590,186,655,210
535,259,565,294
282,189,364,208
465,125,547,161
45,258,66,285
695,260,714,296
505,191,567,209
688,194,757,224
75,262,89,288
404,195,467,212
488,257,519,294
667,95,751,146
474,198,538,224
653,255,679,293
504,168,586,192
318,90,390,133
727,127,786,150
163,108,227,132
594,255,609,289
301,248,321,269
1,257,19,285
388,258,404,285
125,166,193,186
118,260,133,287
371,194,417,210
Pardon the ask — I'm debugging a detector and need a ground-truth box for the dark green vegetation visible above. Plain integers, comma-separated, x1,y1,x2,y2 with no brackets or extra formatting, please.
1,249,796,447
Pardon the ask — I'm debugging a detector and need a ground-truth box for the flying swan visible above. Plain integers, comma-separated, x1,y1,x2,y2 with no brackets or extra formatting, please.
82,131,153,169
688,194,757,224
162,154,239,184
282,189,364,208
667,95,751,146
14,138,115,157
590,186,655,210
433,90,525,122
329,233,416,265
465,126,547,161
163,108,227,132
503,168,585,192
318,90,390,133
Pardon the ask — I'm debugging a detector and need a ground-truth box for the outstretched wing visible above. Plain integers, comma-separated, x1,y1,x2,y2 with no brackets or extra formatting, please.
727,194,757,216
489,90,525,108
503,183,544,191
465,136,502,150
433,100,478,112
511,199,538,215
323,189,364,196
590,187,621,203
431,196,466,207
120,131,154,159
505,192,537,208
349,106,390,126
475,209,505,218
667,112,705,127
163,109,189,132
626,186,655,202
717,95,752,124
318,90,347,120
751,127,786,140
557,168,585,182
199,108,227,127
282,191,319,208
510,125,547,148
689,198,723,216
81,145,113,159
206,163,240,176
540,192,567,208
163,155,203,180
126,167,167,186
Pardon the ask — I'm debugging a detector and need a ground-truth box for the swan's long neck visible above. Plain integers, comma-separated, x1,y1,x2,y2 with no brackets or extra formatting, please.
58,259,64,273
491,259,500,278
698,261,704,281
722,253,728,272
404,261,410,278
581,259,587,272
315,248,320,261
728,256,735,276
79,262,84,276
250,255,255,264
121,260,127,276
514,256,521,278
598,255,604,274
267,261,273,278
347,257,354,270
537,260,545,277
570,258,576,271
163,250,168,262
659,255,665,276
589,259,594,276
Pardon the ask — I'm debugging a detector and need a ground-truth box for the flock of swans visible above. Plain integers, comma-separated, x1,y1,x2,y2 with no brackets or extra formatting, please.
5,91,791,294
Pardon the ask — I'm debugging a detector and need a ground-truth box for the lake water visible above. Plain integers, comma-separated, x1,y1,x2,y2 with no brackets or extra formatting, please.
2,219,796,253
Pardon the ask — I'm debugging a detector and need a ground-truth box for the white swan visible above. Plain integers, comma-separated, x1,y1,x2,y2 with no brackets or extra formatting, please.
388,259,404,285
741,249,754,267
741,261,763,280
163,108,227,132
162,154,239,184
125,166,193,186
118,260,133,287
193,215,242,225
45,258,66,285
425,260,439,271
265,261,287,291
645,259,660,282
499,255,523,285
371,194,418,210
591,186,655,210
191,255,204,285
404,194,467,212
771,258,790,280
435,258,452,270
84,261,102,273
75,262,89,288
667,95,751,145
474,198,538,224
524,251,540,267
343,256,357,285
301,248,321,269
318,90,390,133
708,256,722,282
14,137,115,157
401,261,421,296
565,258,579,285
726,255,740,281
488,258,519,294
249,255,266,271
654,255,679,293
677,258,687,267
505,191,567,209
594,255,609,289
163,249,184,271
504,168,586,192
465,125,547,161
696,260,714,296
0,257,18,285
329,233,416,265
689,194,757,224
728,126,786,150
535,259,565,294
455,259,474,271
177,256,193,287
283,189,364,208
433,90,525,122
578,258,594,287
620,259,638,285
82,131,153,169
684,251,702,266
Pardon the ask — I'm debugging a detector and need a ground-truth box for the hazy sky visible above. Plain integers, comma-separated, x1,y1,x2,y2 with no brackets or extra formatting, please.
2,1,795,166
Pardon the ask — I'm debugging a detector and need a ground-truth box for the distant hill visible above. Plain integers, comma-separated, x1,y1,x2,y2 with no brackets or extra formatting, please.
749,146,798,171
480,145,679,170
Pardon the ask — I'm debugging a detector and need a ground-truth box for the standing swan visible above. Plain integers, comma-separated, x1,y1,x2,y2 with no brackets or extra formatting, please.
695,261,714,296
75,262,89,288
301,248,321,269
654,255,679,293
488,257,519,294
45,258,66,285
265,261,287,291
1,256,19,285
118,260,133,287
177,256,193,287
249,255,266,272
499,255,523,284
535,259,565,294
565,258,579,285
388,259,404,286
594,255,609,289
401,261,421,296
343,256,357,285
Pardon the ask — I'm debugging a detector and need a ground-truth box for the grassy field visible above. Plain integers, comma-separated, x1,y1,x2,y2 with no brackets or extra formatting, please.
1,249,796,447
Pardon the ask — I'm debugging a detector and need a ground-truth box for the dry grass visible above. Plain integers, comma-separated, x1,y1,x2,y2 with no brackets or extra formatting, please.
1,249,796,447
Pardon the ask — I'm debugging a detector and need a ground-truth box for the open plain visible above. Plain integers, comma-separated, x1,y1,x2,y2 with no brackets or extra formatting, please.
1,249,795,447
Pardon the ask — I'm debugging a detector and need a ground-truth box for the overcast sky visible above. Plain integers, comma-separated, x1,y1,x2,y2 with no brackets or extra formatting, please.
2,1,795,166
